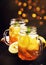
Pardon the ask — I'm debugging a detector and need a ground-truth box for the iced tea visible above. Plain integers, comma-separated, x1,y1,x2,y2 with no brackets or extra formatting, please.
9,25,20,44
18,34,40,60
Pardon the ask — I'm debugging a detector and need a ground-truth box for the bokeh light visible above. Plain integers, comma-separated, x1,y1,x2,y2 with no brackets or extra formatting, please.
18,2,22,6
32,13,37,18
23,2,27,7
16,0,46,25
40,17,42,20
36,6,40,12
22,13,27,18
18,11,22,15
28,5,32,10
37,16,42,20
43,16,46,20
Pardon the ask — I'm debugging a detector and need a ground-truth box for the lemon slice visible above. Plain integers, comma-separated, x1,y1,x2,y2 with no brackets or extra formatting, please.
8,42,18,53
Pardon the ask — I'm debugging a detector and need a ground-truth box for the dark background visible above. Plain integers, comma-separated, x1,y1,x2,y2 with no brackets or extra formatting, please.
0,0,18,39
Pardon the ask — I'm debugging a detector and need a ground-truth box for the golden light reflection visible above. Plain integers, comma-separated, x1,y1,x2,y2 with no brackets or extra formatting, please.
16,0,46,22
43,16,46,20
23,2,27,7
28,5,32,10
36,7,40,12
18,2,22,6
32,13,37,18
22,13,27,18
18,11,22,15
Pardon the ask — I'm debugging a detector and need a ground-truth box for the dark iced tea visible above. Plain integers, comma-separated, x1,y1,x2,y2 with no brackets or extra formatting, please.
18,34,40,60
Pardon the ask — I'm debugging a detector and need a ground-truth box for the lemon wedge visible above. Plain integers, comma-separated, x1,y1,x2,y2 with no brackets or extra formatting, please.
8,42,18,53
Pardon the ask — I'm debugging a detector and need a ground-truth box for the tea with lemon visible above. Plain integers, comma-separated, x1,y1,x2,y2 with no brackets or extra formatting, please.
9,25,20,44
18,34,40,60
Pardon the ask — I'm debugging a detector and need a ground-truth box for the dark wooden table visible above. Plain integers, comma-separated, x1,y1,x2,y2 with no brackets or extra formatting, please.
0,41,46,65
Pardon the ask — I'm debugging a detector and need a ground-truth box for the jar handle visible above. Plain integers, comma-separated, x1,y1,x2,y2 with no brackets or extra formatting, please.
3,29,9,46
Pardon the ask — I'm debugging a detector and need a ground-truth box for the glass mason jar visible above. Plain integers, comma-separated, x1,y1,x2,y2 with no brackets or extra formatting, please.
3,18,26,45
18,26,43,61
